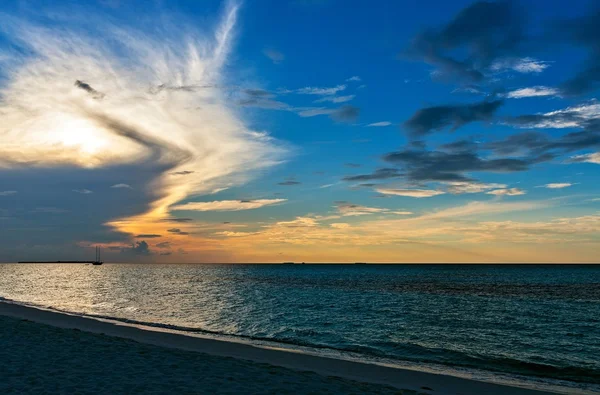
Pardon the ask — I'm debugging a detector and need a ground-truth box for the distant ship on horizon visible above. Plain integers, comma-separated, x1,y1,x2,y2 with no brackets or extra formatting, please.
18,246,104,265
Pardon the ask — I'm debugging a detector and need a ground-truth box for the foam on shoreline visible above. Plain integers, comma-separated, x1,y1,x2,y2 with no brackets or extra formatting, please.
0,300,567,394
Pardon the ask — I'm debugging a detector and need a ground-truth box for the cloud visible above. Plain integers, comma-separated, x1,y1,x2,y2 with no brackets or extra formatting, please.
391,211,413,215
570,152,600,164
330,223,350,229
445,181,507,194
172,199,286,212
542,183,573,189
404,1,525,83
263,48,285,64
110,183,132,189
344,163,361,168
314,95,355,103
346,76,361,82
367,121,392,127
73,189,93,194
375,188,445,198
506,86,558,99
156,241,171,248
132,240,150,255
0,3,286,249
296,85,346,95
74,80,105,99
506,102,600,129
404,100,503,137
297,105,359,123
343,168,403,181
491,58,551,74
135,234,162,238
0,191,17,196
553,7,600,96
486,188,526,196
383,148,528,183
166,228,189,235
335,202,388,216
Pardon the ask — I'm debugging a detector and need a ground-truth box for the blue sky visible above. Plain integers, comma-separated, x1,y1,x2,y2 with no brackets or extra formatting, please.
0,0,599,262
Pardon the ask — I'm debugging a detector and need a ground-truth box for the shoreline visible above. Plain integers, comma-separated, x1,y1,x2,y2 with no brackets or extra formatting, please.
0,300,561,395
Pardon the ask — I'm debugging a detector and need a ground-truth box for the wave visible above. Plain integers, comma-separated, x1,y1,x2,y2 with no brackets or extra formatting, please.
3,297,597,388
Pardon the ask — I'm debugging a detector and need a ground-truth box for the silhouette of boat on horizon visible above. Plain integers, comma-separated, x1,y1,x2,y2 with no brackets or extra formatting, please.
19,246,104,265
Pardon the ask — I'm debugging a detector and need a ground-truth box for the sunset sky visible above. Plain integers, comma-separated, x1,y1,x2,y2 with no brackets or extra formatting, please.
1,0,599,263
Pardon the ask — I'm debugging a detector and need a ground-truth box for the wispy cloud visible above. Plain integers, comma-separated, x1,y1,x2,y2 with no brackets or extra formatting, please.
0,190,17,196
571,152,600,164
506,86,558,99
375,188,445,198
110,183,132,189
492,58,551,74
172,199,286,212
314,95,355,103
367,121,392,127
486,188,526,196
335,202,388,216
263,48,285,64
346,76,361,82
541,183,573,189
73,189,93,194
297,85,346,95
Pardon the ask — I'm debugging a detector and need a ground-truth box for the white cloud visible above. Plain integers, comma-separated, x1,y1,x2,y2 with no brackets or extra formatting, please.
445,182,506,194
523,103,600,128
375,188,445,198
486,188,526,196
346,76,361,82
110,183,132,189
492,57,551,73
366,121,392,127
172,199,286,212
314,95,355,103
0,190,17,196
506,86,558,99
73,189,93,194
542,183,573,189
391,211,413,215
296,85,346,95
571,152,600,164
0,4,285,233
262,48,284,64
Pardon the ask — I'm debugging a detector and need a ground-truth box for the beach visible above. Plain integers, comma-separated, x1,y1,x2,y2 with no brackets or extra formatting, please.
0,301,557,395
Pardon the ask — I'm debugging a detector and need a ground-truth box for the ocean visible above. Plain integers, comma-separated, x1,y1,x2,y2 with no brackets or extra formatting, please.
1,264,598,393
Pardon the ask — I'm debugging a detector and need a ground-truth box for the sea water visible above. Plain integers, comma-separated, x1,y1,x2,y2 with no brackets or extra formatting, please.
0,264,598,393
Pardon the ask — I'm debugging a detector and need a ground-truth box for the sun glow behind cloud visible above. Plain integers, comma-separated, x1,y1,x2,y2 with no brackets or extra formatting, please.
0,2,285,237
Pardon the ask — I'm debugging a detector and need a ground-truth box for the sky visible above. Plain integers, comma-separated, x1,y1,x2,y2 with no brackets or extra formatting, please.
1,0,599,263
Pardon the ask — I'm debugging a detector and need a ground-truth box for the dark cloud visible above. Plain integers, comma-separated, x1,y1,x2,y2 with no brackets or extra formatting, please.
278,181,301,186
156,242,171,249
344,163,361,168
159,252,172,256
159,217,193,223
383,148,529,182
553,7,600,96
404,1,525,83
132,241,150,255
135,234,161,238
167,228,181,233
243,89,274,98
439,139,479,152
74,80,105,99
331,105,359,123
404,100,503,137
343,168,403,181
170,170,195,176
486,129,600,158
238,97,290,110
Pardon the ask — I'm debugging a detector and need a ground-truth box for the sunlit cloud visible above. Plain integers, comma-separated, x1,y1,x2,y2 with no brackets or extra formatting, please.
0,3,286,238
111,183,133,189
506,86,558,99
172,199,287,212
571,152,600,164
375,188,445,198
486,188,526,196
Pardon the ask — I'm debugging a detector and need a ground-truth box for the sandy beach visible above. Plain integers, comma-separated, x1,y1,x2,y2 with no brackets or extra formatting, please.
0,301,560,395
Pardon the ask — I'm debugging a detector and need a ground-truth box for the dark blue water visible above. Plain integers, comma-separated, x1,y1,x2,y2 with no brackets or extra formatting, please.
1,264,599,393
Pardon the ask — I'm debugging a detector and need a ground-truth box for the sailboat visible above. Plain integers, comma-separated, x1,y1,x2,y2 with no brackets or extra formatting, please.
93,246,104,265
